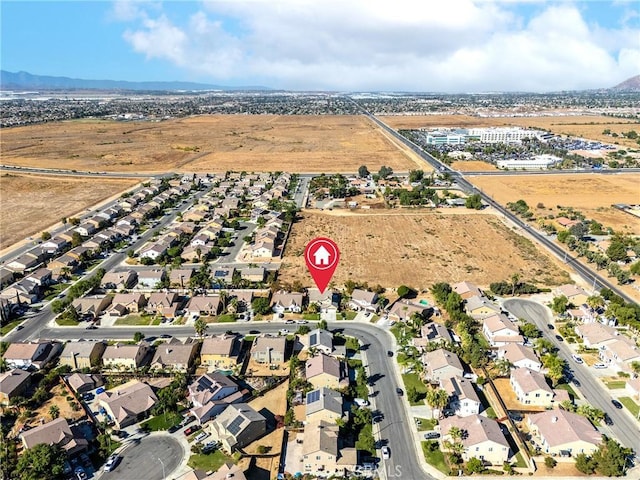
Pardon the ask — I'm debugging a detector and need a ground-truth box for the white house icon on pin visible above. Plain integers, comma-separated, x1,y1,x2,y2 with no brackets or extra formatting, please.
313,245,331,266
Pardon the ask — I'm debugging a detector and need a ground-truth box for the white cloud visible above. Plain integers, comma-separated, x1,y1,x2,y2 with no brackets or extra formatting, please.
116,0,640,91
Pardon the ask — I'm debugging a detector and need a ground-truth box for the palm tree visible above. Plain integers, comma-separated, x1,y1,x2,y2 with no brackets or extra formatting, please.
448,426,464,442
219,290,229,313
426,388,449,419
49,405,60,419
586,295,604,311
194,317,208,338
493,358,513,377
510,273,520,297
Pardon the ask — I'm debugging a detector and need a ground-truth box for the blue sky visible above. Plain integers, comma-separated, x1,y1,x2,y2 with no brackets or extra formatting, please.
1,0,638,92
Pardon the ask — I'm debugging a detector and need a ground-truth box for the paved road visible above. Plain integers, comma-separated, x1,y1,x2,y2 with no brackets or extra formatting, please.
98,433,184,480
32,321,433,480
503,298,640,453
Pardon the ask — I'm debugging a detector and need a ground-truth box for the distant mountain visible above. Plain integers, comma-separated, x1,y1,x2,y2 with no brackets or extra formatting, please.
611,74,640,92
0,70,270,92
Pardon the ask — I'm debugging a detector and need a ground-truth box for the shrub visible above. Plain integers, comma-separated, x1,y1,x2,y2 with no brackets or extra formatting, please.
544,457,557,469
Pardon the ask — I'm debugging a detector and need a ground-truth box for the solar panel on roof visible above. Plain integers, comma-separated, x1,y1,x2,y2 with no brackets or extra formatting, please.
307,390,321,404
214,271,226,277
310,333,318,345
227,416,244,436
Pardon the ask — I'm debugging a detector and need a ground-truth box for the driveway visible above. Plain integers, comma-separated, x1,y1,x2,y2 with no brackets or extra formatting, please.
99,433,185,480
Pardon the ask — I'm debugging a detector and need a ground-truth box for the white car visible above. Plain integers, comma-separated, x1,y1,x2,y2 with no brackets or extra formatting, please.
103,455,119,472
279,329,289,335
381,446,390,460
571,354,584,364
194,432,209,443
593,363,607,369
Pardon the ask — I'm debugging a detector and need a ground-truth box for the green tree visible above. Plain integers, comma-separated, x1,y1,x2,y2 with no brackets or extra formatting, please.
465,193,483,210
40,231,51,241
14,443,66,480
358,165,370,178
466,457,485,474
425,388,449,418
194,317,208,338
542,354,566,386
557,230,572,243
592,437,633,476
378,165,393,179
318,319,328,330
493,358,513,377
575,453,596,474
133,331,145,343
48,405,60,419
544,456,557,469
576,404,605,425
396,285,414,298
630,261,640,276
71,231,83,247
251,297,271,315
607,238,628,263
520,322,541,338
551,295,569,314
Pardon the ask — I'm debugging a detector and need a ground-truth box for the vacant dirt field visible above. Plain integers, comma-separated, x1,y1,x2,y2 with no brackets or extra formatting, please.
279,210,571,290
0,173,138,249
380,114,640,149
469,173,640,234
0,115,421,174
451,160,498,172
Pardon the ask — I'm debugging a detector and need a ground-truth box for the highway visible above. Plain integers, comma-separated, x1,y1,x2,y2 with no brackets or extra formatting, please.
503,298,640,454
27,321,433,480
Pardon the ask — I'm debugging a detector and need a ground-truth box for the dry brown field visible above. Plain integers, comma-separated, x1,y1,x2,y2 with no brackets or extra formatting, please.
0,115,421,174
451,160,498,171
468,173,640,234
279,210,571,291
0,173,138,249
379,114,640,149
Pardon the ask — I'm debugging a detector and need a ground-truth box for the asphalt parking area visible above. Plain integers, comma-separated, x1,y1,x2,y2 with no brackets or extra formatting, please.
101,433,184,480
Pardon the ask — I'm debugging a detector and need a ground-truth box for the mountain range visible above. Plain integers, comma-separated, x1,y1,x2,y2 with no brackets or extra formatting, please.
1,70,639,93
0,70,270,92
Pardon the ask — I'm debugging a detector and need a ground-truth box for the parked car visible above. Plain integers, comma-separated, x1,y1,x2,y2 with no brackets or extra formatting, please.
547,323,555,330
387,351,394,357
285,320,295,324
381,446,390,460
180,415,196,426
571,354,584,364
296,320,308,324
103,455,120,472
184,425,201,436
593,363,607,369
395,388,403,396
279,329,289,335
194,432,209,443
96,387,105,394
202,442,218,454
604,414,614,426
74,467,87,480
611,399,623,409
423,431,440,440
555,334,564,342
354,398,370,407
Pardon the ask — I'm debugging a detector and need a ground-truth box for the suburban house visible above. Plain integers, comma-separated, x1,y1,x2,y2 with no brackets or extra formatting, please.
65,373,103,394
240,267,266,283
307,288,341,313
41,236,70,254
101,343,150,371
6,252,41,273
188,372,245,424
109,292,147,316
452,281,483,299
201,334,240,369
98,380,158,429
348,289,378,313
0,369,32,405
251,336,287,364
306,329,346,358
482,314,524,347
510,368,554,407
302,420,358,477
305,353,348,390
21,418,89,455
146,292,181,318
625,377,640,400
169,269,193,288
100,270,137,290
186,295,222,317
554,284,589,307
413,323,453,351
59,341,107,370
440,415,511,465
441,376,482,417
0,279,40,305
2,341,62,370
271,290,305,314
72,295,113,319
422,348,465,383
209,403,267,452
388,300,431,322
575,322,618,348
465,296,501,319
497,344,542,372
136,269,167,289
150,340,198,372
528,410,602,455
599,338,640,373
305,388,344,424
24,268,52,288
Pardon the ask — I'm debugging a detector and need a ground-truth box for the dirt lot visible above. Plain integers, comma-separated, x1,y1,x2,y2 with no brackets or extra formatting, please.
493,378,547,412
0,173,139,249
379,114,640,149
468,173,640,234
279,210,571,291
451,160,498,172
0,115,421,174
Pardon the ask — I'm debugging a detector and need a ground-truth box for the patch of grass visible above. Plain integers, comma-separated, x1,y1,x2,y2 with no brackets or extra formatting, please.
55,317,80,326
402,373,429,405
605,380,626,389
369,314,380,323
187,451,232,471
302,313,320,320
486,406,497,419
514,451,527,468
216,314,236,323
1,320,23,335
140,411,182,431
43,283,67,301
343,311,357,320
114,314,153,326
618,397,640,417
416,418,438,431
422,441,449,475
151,317,163,326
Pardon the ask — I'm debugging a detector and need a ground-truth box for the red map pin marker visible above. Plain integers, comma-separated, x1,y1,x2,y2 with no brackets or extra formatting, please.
305,237,340,294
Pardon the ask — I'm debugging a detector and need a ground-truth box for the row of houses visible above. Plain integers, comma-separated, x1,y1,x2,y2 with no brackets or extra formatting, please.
575,322,640,373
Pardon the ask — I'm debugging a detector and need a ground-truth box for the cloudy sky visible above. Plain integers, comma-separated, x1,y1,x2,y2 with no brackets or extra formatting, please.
2,0,639,92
